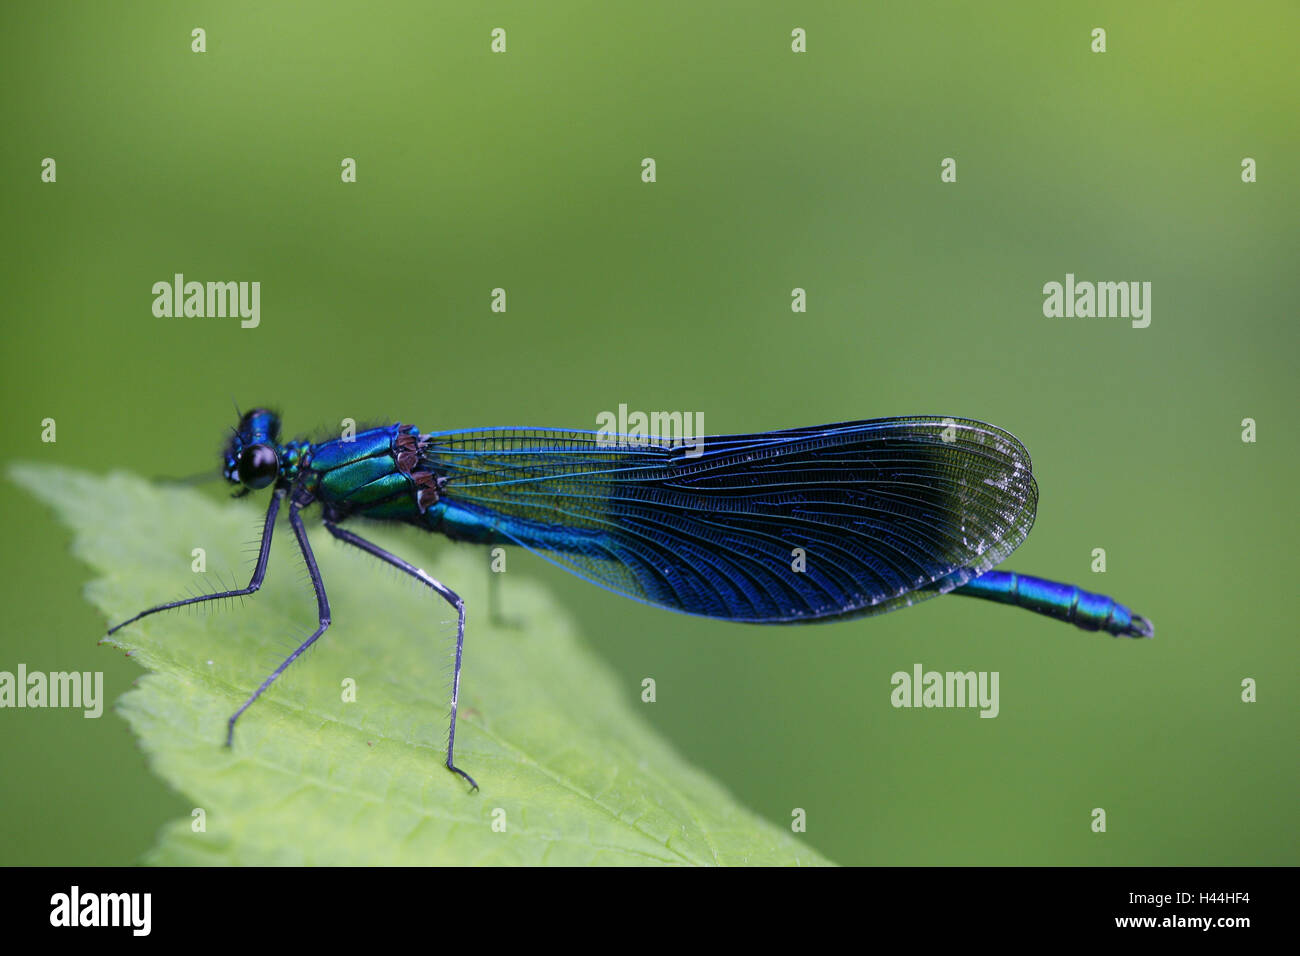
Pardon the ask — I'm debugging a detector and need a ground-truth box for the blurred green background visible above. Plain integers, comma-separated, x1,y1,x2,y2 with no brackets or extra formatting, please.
1,1,1295,865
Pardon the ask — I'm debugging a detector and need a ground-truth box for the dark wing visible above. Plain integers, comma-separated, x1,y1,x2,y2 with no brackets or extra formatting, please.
422,418,1038,624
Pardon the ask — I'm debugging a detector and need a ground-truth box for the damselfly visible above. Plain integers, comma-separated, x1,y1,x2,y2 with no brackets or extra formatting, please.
110,410,1154,790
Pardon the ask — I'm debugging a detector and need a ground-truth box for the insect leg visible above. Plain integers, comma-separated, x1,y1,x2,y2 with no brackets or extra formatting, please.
107,489,284,636
324,521,478,792
225,500,332,746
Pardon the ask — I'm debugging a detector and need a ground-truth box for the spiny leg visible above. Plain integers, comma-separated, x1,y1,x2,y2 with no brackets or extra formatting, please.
225,501,332,746
325,521,478,792
108,490,284,636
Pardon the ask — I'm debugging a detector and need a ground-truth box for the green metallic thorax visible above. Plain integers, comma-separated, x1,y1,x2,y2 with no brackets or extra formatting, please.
300,424,441,524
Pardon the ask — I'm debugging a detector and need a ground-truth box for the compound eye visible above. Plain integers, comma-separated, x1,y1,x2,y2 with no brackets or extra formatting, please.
237,444,279,489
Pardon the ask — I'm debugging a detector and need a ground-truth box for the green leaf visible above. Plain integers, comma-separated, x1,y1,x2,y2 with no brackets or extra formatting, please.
11,464,831,866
